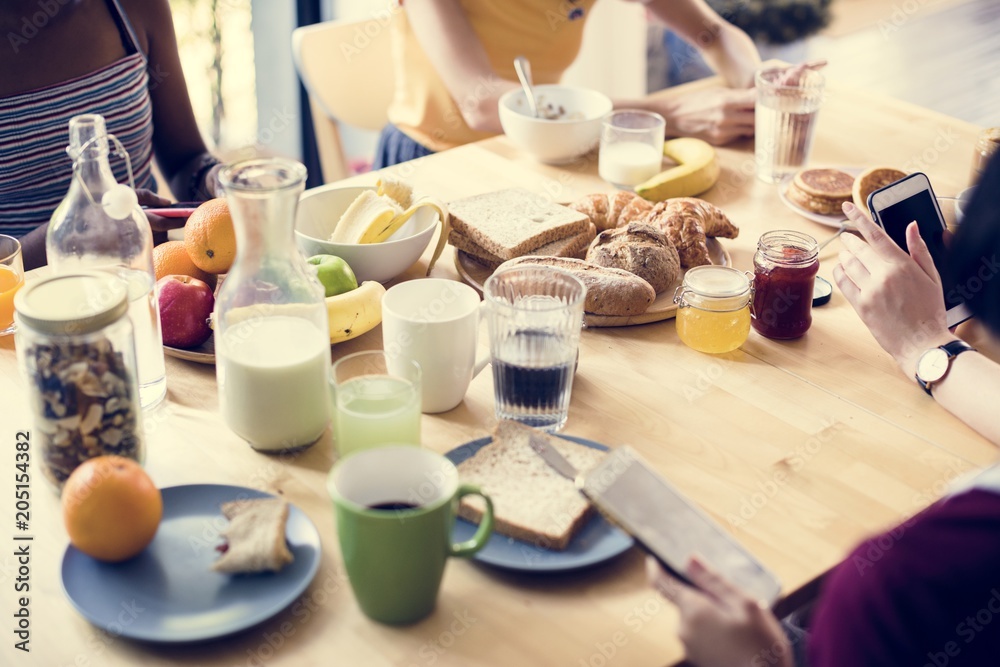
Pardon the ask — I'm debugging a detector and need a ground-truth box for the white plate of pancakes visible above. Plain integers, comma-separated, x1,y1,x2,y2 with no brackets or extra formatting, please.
779,166,908,228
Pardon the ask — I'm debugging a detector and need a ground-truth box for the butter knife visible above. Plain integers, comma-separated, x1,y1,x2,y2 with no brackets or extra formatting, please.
528,432,582,483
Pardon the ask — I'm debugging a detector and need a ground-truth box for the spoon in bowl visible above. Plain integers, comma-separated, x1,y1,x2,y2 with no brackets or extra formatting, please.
513,55,539,118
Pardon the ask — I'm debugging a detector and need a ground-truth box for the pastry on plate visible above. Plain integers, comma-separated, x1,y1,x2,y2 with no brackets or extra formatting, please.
851,166,907,212
569,191,654,232
212,498,294,574
645,197,736,268
786,168,855,216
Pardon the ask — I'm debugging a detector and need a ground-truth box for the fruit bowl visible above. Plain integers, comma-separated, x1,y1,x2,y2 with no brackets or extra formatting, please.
499,84,613,164
295,185,440,283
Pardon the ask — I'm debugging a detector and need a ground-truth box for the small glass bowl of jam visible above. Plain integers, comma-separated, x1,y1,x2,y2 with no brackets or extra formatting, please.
751,230,819,340
673,266,753,354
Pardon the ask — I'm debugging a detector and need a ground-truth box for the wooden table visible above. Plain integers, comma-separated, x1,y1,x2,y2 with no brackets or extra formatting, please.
1,76,996,667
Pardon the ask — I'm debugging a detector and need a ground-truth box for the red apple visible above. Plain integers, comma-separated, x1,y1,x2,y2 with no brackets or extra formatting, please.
157,275,215,349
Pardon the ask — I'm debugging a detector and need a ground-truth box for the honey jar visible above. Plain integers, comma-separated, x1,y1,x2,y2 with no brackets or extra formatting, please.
673,266,752,354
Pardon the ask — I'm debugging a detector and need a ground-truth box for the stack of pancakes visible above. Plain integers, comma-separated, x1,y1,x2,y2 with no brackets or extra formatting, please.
785,168,856,215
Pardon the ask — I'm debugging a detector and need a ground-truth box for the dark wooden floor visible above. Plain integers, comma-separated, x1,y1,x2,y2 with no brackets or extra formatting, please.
808,0,1000,127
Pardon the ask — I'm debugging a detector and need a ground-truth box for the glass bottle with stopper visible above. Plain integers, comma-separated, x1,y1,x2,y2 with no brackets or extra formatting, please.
46,114,166,409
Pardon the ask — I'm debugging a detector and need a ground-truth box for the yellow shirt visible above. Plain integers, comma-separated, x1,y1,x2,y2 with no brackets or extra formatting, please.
388,0,598,152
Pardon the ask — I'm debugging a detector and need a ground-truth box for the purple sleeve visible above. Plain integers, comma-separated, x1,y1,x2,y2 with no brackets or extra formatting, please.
808,490,1000,667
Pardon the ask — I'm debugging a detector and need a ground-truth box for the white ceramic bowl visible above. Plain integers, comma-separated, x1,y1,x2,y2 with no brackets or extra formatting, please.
499,84,613,164
295,185,439,284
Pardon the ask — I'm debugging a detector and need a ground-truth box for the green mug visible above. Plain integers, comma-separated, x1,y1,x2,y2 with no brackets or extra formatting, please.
327,445,494,625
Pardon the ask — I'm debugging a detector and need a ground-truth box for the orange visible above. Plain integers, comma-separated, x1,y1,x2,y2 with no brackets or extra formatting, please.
62,456,162,563
153,241,215,285
184,198,236,274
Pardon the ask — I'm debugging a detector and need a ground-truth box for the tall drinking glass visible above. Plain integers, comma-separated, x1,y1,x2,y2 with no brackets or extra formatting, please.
331,351,422,458
755,66,825,184
599,110,665,189
0,235,23,336
484,266,586,432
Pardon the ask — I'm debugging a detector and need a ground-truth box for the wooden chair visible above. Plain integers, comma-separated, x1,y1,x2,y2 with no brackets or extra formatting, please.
292,18,396,183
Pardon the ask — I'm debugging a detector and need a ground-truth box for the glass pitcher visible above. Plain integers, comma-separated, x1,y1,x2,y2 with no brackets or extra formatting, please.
46,114,166,409
214,158,332,452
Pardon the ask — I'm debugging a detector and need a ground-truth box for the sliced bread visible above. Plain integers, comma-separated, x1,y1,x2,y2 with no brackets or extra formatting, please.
457,421,606,551
212,498,295,574
449,188,591,260
450,222,597,269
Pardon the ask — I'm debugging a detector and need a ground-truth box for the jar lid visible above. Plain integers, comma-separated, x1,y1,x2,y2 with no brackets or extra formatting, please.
14,271,128,336
682,266,750,297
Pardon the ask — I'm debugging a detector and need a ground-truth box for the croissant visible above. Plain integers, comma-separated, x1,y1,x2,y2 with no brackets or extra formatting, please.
646,200,711,269
666,197,739,239
570,191,653,232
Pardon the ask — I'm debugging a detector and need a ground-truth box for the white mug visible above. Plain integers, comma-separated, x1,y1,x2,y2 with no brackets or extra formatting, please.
382,280,488,414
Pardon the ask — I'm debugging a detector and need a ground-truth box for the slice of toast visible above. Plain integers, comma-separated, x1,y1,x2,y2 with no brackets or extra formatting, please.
448,188,591,261
212,498,295,574
457,421,606,551
450,222,597,269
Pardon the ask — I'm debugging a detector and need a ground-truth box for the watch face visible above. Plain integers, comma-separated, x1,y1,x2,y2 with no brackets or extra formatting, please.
917,348,950,383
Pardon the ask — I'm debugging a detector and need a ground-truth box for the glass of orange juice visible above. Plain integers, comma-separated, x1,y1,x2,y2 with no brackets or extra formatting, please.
1,235,24,336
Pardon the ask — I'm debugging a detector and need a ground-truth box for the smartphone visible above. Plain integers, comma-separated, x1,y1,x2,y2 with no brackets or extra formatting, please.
142,202,201,218
580,447,782,607
867,172,972,328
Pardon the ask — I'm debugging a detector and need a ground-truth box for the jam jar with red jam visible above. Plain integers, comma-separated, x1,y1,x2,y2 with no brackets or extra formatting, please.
751,230,819,339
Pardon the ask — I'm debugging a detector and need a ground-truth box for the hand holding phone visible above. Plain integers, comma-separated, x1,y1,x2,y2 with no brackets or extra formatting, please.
866,172,971,328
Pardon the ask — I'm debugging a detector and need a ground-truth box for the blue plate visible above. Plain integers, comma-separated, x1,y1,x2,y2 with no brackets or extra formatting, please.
445,435,634,572
60,484,321,643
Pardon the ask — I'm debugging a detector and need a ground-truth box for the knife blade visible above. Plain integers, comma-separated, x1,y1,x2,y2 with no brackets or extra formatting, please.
528,432,580,482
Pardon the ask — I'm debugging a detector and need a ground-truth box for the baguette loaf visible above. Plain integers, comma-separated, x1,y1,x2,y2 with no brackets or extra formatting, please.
496,256,656,316
450,223,597,269
457,421,606,551
449,188,591,260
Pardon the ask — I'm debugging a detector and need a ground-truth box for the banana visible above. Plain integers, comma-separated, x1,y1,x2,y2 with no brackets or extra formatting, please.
635,138,720,202
326,280,386,343
376,175,413,209
329,190,402,244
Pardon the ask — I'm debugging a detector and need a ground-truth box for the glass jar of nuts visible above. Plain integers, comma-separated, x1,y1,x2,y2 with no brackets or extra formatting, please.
14,271,144,489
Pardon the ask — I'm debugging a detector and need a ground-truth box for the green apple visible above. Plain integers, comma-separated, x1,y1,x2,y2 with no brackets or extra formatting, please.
307,254,358,297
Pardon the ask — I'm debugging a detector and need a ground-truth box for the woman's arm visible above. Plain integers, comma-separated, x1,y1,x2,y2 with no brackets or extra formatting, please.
619,0,760,144
835,202,1000,445
403,0,519,135
127,0,220,200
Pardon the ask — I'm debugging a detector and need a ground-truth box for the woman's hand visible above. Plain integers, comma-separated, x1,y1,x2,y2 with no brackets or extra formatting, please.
652,87,755,145
647,557,791,667
834,202,956,377
136,189,185,234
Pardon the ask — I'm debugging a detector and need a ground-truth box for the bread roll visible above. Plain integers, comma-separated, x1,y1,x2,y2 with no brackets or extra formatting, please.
585,223,681,294
496,256,656,317
570,191,653,232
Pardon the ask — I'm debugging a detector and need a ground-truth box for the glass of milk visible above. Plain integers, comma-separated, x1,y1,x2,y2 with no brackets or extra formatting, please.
598,110,665,189
214,158,332,453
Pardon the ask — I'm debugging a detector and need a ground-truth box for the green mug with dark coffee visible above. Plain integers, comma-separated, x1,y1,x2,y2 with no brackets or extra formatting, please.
327,445,494,625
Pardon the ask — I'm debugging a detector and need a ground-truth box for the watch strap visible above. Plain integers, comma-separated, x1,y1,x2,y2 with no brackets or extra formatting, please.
917,340,976,395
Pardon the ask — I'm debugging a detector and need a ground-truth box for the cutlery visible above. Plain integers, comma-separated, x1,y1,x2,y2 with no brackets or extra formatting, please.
527,432,581,482
513,55,539,118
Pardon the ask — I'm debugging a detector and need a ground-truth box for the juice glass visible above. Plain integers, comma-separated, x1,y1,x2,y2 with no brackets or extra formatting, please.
0,235,24,336
331,351,421,458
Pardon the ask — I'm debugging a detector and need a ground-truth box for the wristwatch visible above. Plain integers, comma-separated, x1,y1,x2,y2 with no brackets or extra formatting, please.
915,340,976,395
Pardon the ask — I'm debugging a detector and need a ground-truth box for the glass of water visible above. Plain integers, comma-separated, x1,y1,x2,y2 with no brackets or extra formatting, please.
483,266,586,432
331,351,422,458
755,66,825,184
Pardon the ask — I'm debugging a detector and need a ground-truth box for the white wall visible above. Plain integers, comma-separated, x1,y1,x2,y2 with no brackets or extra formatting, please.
562,1,648,98
250,0,302,160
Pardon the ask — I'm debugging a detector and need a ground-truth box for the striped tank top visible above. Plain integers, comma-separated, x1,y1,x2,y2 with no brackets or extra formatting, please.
0,0,156,238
